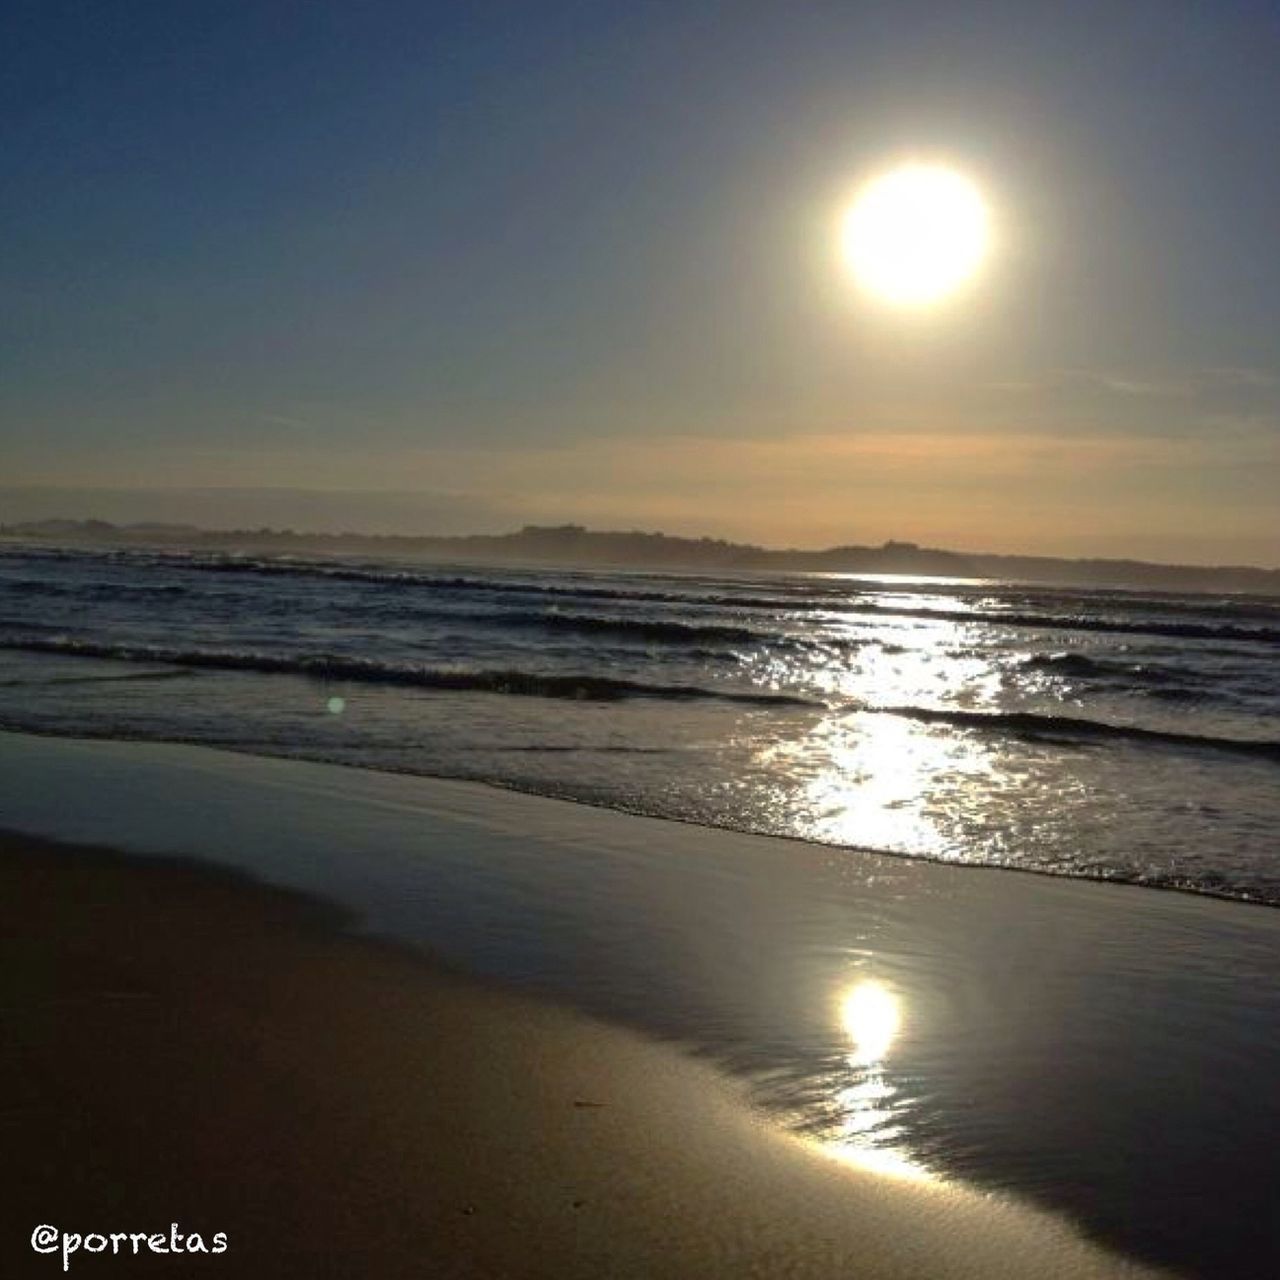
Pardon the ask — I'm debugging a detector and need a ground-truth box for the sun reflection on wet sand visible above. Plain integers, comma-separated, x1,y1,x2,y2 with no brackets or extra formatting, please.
841,980,901,1063
825,979,932,1181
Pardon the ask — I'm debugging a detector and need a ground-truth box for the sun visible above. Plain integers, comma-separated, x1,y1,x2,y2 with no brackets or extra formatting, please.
841,164,990,307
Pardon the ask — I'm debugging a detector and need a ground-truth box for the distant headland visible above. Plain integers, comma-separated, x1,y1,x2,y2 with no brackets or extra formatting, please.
2,519,1278,596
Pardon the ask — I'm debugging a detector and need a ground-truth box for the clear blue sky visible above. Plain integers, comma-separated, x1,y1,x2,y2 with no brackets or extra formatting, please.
4,1,1279,561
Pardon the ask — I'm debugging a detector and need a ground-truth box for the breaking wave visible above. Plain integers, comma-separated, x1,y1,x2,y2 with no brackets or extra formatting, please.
866,703,1280,763
0,635,820,708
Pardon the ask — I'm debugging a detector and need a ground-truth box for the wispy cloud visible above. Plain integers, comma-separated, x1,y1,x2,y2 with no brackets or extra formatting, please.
994,365,1278,397
1201,367,1278,388
253,412,315,431
989,369,1194,399
1197,412,1280,436
981,365,1280,439
1089,373,1193,398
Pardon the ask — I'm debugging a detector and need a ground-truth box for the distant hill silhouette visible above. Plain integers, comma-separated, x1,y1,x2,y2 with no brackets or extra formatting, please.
2,518,1277,595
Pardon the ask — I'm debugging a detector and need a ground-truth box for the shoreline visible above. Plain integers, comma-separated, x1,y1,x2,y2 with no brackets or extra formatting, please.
2,717,1275,914
0,829,1160,1278
4,728,1280,1276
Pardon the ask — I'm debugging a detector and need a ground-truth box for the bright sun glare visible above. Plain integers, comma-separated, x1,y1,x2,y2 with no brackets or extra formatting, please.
839,980,901,1064
842,164,990,306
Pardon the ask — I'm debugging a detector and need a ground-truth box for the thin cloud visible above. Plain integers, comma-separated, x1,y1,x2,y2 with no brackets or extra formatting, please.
1201,367,1278,388
1091,373,1192,398
988,366,1280,399
254,412,315,431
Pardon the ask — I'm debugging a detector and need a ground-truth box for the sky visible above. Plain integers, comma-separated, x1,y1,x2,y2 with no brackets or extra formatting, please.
3,0,1279,563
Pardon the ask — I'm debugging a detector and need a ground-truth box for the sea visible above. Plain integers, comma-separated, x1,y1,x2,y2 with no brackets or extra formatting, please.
1,541,1277,905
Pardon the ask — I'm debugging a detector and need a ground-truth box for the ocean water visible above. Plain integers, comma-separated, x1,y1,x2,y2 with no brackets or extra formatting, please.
2,542,1277,904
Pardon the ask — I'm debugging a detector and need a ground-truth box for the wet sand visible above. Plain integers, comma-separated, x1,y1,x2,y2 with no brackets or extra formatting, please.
0,831,1161,1278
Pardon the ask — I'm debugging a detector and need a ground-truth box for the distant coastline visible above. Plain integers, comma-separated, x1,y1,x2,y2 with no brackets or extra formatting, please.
3,517,1278,595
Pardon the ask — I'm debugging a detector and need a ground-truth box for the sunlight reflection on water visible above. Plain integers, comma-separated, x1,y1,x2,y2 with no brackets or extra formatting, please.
824,979,932,1181
752,620,1014,862
761,710,997,859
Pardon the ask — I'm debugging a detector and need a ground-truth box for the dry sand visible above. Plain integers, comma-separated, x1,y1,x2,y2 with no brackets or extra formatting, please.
1,832,1163,1279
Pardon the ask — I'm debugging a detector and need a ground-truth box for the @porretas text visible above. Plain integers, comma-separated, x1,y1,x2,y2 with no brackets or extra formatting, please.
32,1224,228,1270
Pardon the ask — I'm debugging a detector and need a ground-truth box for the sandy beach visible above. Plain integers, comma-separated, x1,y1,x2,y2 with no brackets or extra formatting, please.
1,827,1165,1279
3,730,1279,1277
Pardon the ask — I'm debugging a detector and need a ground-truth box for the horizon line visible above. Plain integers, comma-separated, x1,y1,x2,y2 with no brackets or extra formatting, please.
3,514,1278,578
